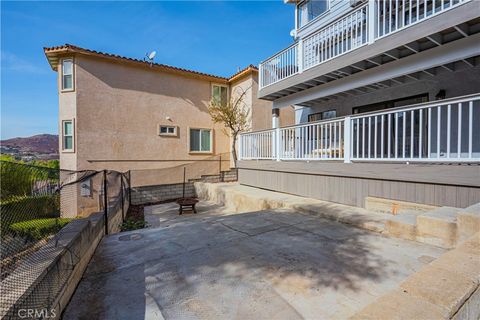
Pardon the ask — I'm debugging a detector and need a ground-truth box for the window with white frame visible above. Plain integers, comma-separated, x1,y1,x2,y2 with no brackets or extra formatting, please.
159,125,178,136
190,128,212,152
297,0,329,28
62,120,74,151
62,59,74,90
212,84,228,106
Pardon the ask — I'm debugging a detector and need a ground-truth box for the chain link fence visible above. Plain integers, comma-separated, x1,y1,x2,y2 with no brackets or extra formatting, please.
0,160,130,319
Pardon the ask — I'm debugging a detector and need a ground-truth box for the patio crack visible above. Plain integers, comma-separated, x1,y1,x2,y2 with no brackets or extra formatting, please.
218,221,291,237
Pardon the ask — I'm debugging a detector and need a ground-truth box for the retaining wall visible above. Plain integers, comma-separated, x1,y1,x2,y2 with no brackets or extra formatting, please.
131,169,238,205
0,201,123,319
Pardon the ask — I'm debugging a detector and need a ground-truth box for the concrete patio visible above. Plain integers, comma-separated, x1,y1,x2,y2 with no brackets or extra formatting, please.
63,201,447,319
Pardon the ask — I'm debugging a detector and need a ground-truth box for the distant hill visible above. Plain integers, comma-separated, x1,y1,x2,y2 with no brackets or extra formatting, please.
1,134,59,160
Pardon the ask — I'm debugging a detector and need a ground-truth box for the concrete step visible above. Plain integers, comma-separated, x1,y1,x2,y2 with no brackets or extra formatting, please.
457,203,480,242
416,207,459,249
385,211,419,241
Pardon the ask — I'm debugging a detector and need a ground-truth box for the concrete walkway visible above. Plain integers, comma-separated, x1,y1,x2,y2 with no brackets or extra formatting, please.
63,202,446,320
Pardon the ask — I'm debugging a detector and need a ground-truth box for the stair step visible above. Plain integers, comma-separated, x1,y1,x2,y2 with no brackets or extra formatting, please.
365,196,437,215
457,203,480,242
416,207,459,249
385,211,419,241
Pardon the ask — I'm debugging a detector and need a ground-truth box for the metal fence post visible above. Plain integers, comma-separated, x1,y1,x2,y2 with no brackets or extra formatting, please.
128,170,132,205
344,116,352,163
103,170,108,235
219,154,224,182
120,174,125,220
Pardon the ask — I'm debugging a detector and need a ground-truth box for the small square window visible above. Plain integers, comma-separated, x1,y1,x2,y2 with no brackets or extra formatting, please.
159,125,177,136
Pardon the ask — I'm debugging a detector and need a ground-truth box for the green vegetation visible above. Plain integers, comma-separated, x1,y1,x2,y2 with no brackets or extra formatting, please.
0,195,60,232
10,218,72,241
120,218,148,232
0,158,59,200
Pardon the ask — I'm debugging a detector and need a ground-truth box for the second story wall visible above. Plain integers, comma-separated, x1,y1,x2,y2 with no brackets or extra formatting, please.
72,55,231,172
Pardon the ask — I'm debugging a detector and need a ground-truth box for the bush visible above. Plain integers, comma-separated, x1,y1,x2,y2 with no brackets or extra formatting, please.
120,218,148,232
0,195,60,232
10,218,73,241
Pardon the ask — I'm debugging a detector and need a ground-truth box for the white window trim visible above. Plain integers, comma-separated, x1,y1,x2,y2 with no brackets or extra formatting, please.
158,124,178,137
296,0,331,31
211,83,229,105
189,127,213,154
62,119,75,152
61,58,75,92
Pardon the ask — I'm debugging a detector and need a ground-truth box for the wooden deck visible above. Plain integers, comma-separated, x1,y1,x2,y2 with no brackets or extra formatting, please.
237,161,480,208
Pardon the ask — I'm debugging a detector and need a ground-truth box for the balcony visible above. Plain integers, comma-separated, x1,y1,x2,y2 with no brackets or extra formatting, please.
259,0,471,89
239,94,480,163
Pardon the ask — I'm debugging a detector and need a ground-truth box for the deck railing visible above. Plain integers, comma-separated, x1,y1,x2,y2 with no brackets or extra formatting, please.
239,94,480,163
259,0,470,89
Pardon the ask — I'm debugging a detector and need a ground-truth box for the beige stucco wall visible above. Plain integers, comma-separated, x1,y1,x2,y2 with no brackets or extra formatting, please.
251,75,295,130
230,72,295,131
58,55,232,181
56,55,293,187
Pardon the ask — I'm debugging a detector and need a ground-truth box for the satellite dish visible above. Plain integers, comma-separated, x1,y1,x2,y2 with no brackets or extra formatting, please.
144,51,157,66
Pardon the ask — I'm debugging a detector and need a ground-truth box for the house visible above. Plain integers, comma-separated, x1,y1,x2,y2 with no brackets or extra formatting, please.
43,44,295,217
43,44,295,185
238,0,480,208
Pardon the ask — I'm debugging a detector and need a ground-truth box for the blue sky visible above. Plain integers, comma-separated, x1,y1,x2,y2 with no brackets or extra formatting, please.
1,1,294,139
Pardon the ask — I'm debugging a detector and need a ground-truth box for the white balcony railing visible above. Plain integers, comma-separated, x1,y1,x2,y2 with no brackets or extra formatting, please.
239,94,480,163
259,0,470,89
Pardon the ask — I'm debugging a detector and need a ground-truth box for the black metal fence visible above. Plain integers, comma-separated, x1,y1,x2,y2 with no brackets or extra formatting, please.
0,161,130,318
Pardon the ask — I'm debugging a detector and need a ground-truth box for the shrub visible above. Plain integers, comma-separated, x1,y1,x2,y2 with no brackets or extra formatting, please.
10,218,73,241
0,195,60,232
120,218,148,232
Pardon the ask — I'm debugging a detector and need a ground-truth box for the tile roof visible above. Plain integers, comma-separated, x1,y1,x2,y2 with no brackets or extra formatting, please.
44,44,257,83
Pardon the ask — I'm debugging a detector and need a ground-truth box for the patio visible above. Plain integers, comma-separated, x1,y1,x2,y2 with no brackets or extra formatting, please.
63,201,446,319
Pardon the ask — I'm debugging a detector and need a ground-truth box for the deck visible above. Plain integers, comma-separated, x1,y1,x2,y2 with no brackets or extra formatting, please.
237,160,480,208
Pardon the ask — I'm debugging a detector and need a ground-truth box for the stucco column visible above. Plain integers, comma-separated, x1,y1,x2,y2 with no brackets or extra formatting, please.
272,108,280,128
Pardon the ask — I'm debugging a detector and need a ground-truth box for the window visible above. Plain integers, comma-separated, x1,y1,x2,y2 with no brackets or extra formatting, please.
308,109,336,122
297,0,329,28
62,59,74,90
212,84,228,106
62,120,74,151
159,125,178,136
190,128,212,153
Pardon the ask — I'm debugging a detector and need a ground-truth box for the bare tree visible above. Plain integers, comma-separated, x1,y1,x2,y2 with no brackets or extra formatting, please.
208,86,250,165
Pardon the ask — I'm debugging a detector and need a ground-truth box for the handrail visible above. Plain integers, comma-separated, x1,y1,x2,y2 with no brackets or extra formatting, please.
241,93,480,137
259,0,470,89
239,93,479,163
350,94,480,119
302,2,369,44
259,42,299,66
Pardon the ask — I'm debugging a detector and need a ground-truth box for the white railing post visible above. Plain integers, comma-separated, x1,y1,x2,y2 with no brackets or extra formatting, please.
238,134,243,160
297,39,303,74
275,128,281,161
258,63,263,89
368,0,376,43
344,116,352,163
